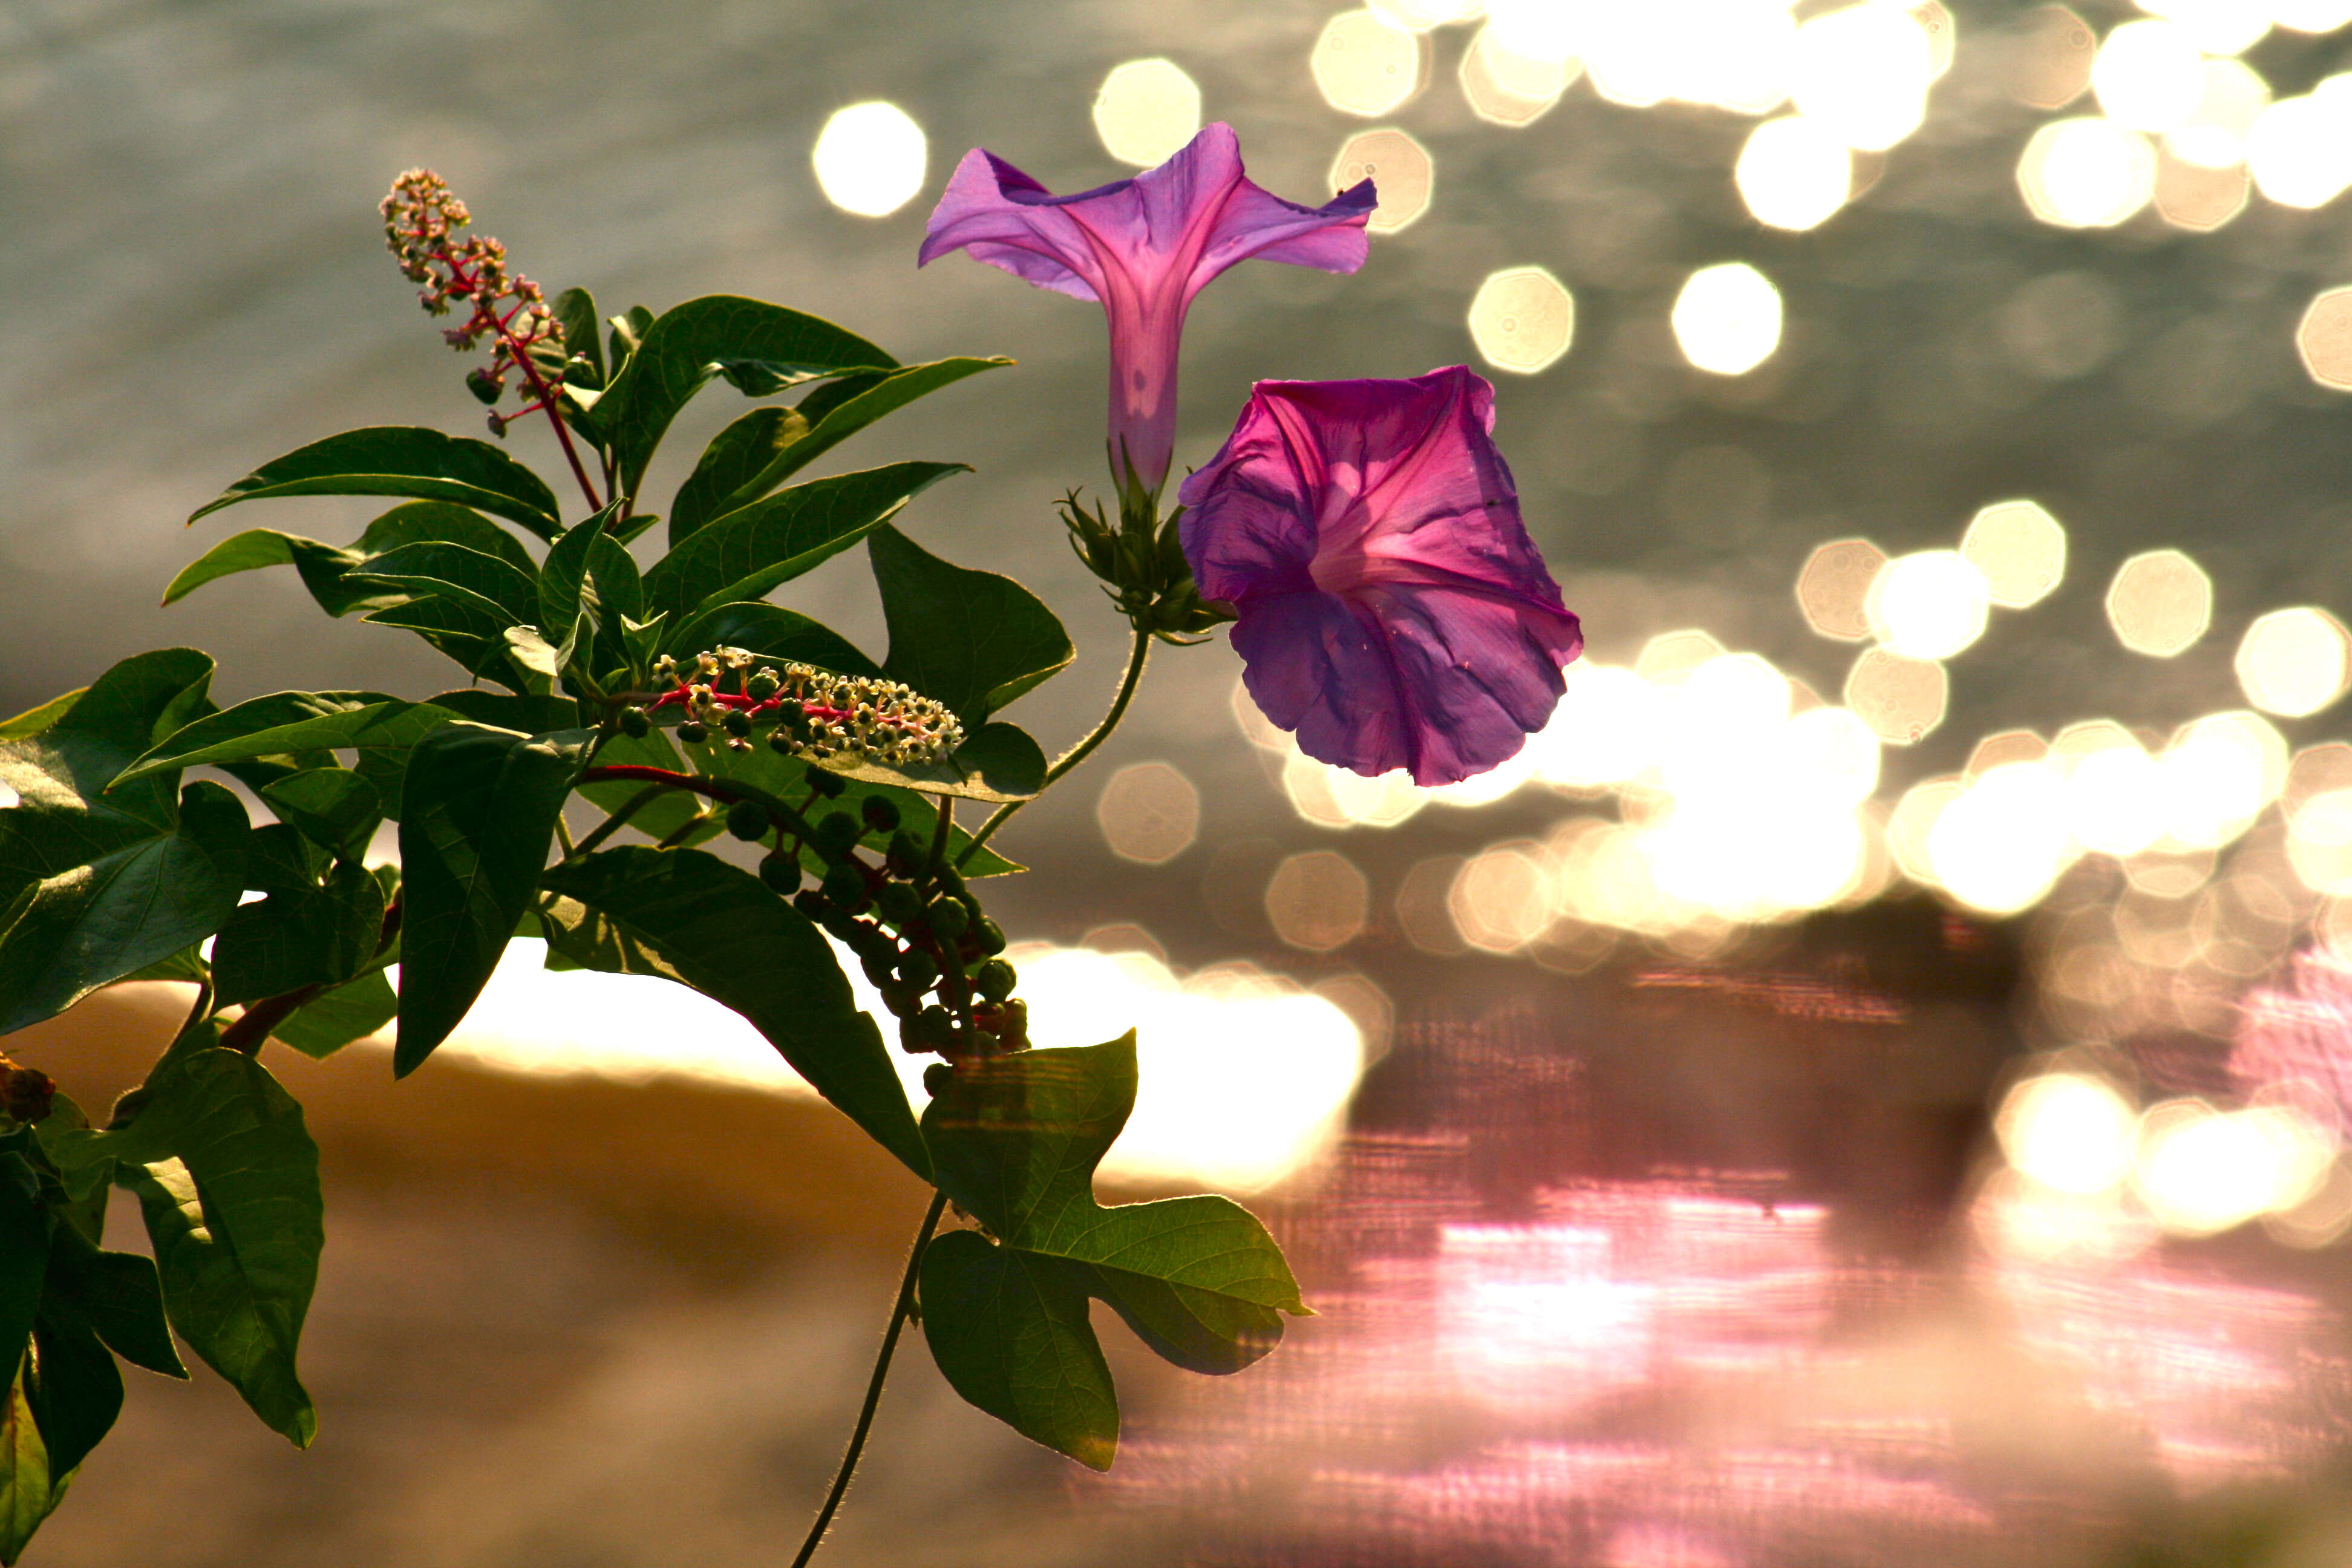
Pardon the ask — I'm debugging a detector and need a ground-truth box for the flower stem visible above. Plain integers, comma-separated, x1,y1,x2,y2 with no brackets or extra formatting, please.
790,1187,950,1568
959,624,1151,866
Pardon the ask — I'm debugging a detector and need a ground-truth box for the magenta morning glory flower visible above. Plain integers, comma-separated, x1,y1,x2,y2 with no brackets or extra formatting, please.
1178,366,1583,787
918,123,1376,497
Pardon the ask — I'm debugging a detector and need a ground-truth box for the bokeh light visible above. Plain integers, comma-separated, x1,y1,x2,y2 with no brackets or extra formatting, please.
2155,151,2252,230
1450,841,1554,953
1998,1073,2138,1194
1370,0,1485,27
1929,761,2074,913
2135,0,2270,57
1844,648,1948,745
1314,8,1426,117
1960,499,2067,609
2011,4,2098,110
1266,849,1371,953
1092,58,1202,168
2134,1099,2336,1236
2090,19,2204,133
2060,725,2167,858
1459,25,1574,126
1468,266,1575,373
2158,710,2288,850
2246,89,2352,209
1527,662,1662,788
1669,262,1782,376
1735,115,1852,232
2018,118,2157,228
1331,128,1434,234
2273,0,2352,30
1866,549,1990,661
811,102,928,217
2296,286,2352,390
2164,57,2269,169
2236,607,2352,717
1096,760,1201,864
1788,4,1936,152
2106,547,2212,656
1796,537,1887,641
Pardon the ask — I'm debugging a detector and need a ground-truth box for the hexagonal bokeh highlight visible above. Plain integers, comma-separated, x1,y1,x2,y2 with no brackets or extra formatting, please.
2297,287,2352,390
1967,728,2049,780
2106,548,2212,656
1736,116,1851,233
1313,9,1423,118
2011,4,2097,110
1671,263,1782,376
1797,538,1887,641
1092,59,1201,168
1844,648,1949,745
1096,760,1201,864
2236,607,2352,717
2155,153,2249,232
1867,549,1990,661
1266,849,1370,953
2018,118,2156,229
1636,628,1728,686
1960,499,2067,609
1458,27,1573,127
811,102,929,218
1467,266,1574,374
1330,128,1432,235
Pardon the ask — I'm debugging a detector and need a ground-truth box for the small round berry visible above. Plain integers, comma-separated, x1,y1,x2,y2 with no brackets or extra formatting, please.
759,852,802,895
924,897,969,941
806,768,846,799
975,958,1017,1003
618,706,650,739
726,800,769,842
676,720,707,745
861,795,901,834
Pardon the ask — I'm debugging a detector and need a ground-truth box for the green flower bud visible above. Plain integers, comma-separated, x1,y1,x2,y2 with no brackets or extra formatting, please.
881,982,920,1019
813,811,862,855
975,958,1017,1002
901,1005,956,1054
618,706,650,739
792,889,828,920
874,881,922,927
676,719,707,745
722,708,752,739
768,727,797,754
860,795,901,834
759,852,802,896
746,671,780,701
860,951,896,988
924,896,968,941
971,916,1007,956
897,948,939,990
821,863,869,910
884,831,924,880
726,800,769,841
923,1062,955,1096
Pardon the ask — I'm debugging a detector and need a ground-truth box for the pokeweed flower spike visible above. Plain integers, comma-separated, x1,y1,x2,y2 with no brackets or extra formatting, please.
647,649,965,768
1178,365,1583,787
381,169,572,442
919,123,1377,510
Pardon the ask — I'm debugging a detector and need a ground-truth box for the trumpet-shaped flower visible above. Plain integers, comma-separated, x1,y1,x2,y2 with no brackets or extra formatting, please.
919,123,1376,497
1178,367,1581,786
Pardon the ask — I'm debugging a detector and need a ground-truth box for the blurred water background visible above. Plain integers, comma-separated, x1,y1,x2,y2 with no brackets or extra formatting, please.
15,0,2352,1561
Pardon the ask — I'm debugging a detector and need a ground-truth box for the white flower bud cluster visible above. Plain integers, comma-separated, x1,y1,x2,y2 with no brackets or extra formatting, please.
650,650,964,767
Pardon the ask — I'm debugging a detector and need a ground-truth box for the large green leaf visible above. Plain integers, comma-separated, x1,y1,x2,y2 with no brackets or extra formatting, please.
918,1037,1308,1469
348,541,541,625
40,1224,185,1379
538,847,927,1177
117,693,463,815
581,296,895,498
0,692,81,743
687,357,1012,533
0,1362,57,1567
269,970,397,1060
24,1309,120,1482
163,500,541,617
870,526,1074,724
258,768,380,863
393,724,586,1074
106,1048,322,1446
0,650,250,1036
643,463,967,624
188,426,563,540
0,1158,47,1379
668,408,802,548
211,861,385,1007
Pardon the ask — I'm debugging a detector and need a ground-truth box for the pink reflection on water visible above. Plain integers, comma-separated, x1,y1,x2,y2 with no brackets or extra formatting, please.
1105,1111,2350,1563
2232,943,2352,1131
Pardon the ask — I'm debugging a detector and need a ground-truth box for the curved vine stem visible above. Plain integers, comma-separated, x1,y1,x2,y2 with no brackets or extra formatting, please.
959,624,1151,866
790,1187,951,1568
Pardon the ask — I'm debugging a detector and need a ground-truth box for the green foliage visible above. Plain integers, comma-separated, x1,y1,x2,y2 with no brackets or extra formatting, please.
871,525,1074,724
0,651,251,1035
538,846,929,1177
188,427,564,540
576,295,895,496
918,1037,1308,1469
643,462,968,625
103,1049,324,1446
1,258,1307,1559
393,724,586,1075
